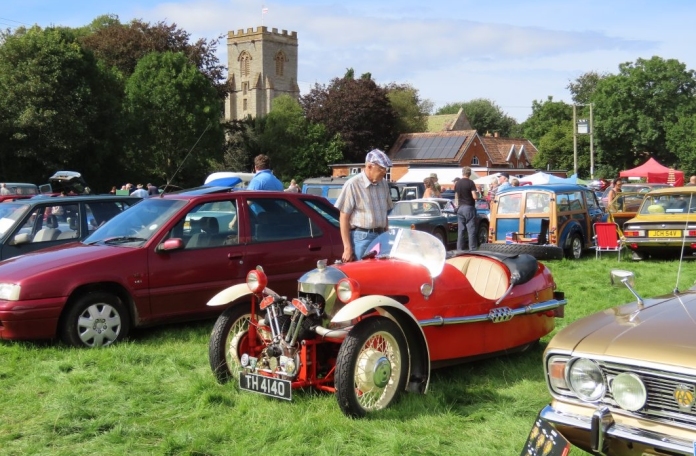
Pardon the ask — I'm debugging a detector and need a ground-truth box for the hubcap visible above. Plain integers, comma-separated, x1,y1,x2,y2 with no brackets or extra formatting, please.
77,304,121,347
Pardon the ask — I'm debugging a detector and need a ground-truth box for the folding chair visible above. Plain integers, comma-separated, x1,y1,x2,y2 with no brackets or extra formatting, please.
593,222,625,260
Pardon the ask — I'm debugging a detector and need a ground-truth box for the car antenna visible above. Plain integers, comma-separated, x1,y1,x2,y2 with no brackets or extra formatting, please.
160,123,211,197
674,192,695,293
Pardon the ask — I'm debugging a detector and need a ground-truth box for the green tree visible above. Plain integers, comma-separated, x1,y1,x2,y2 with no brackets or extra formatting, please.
123,51,223,188
385,83,433,134
300,74,398,162
80,16,229,99
260,95,343,181
435,99,517,136
567,71,606,104
0,26,123,187
592,56,696,171
666,113,696,175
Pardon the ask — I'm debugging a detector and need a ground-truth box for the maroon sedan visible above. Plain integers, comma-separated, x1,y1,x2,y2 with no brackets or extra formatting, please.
0,188,342,347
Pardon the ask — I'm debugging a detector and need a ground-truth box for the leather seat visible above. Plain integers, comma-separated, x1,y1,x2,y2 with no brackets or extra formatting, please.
446,256,509,300
34,215,61,242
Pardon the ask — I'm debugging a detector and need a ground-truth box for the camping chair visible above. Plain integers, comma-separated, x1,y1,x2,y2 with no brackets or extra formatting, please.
593,222,625,261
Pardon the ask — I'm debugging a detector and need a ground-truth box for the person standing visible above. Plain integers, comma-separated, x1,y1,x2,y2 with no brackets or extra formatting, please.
606,178,623,211
131,184,149,198
423,177,435,198
429,173,441,197
247,154,284,191
497,172,512,192
0,183,10,195
454,167,479,251
285,179,300,192
335,149,394,262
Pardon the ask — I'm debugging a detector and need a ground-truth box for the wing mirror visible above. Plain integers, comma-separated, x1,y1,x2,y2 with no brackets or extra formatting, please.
156,238,185,252
610,269,643,308
10,233,31,246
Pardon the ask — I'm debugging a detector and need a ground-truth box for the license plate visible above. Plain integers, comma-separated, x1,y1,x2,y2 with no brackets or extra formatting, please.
522,416,570,456
648,230,681,238
239,373,292,400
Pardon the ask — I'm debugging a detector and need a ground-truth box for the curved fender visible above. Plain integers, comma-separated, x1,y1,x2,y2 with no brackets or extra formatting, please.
207,284,281,307
332,295,431,394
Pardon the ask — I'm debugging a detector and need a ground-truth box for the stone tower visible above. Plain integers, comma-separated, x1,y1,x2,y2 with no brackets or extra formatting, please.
225,26,300,120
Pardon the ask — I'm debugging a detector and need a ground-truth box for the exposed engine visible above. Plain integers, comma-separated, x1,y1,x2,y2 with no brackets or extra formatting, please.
245,293,327,380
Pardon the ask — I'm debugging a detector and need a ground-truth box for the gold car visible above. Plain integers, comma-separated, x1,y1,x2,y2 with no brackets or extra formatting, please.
537,270,696,455
622,187,696,260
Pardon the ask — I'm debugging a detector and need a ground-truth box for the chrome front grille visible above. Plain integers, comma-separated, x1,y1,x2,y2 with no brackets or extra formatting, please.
600,361,696,428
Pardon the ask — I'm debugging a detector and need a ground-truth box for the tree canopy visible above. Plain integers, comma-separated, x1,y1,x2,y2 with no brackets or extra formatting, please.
435,99,517,137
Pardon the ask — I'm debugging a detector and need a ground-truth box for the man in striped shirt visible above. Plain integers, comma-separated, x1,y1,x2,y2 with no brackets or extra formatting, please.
335,149,394,262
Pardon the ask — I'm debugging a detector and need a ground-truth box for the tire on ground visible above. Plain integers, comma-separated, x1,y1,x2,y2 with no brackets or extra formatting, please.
478,242,564,260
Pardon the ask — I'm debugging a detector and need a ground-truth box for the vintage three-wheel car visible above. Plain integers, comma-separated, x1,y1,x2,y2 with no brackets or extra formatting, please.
207,229,566,417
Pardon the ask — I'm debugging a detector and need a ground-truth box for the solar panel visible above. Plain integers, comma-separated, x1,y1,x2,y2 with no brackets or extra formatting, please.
394,135,467,161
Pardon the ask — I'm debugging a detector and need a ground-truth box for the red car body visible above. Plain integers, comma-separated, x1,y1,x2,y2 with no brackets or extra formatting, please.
0,189,342,347
207,229,566,417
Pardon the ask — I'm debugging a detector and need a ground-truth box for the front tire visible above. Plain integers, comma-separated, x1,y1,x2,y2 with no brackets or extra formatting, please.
208,304,260,384
335,317,409,418
432,228,446,246
477,221,489,246
60,292,129,348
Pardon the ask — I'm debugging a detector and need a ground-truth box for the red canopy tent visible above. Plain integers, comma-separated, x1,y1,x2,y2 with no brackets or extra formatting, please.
619,157,684,186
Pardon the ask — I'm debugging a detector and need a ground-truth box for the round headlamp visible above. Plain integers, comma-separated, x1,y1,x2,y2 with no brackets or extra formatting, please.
246,268,268,293
612,373,647,411
568,358,605,402
337,278,360,303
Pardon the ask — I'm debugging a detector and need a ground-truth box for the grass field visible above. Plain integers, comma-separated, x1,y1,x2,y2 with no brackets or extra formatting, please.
2,255,696,455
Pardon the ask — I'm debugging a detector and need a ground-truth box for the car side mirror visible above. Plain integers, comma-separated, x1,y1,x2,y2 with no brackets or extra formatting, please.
156,238,185,252
10,233,31,246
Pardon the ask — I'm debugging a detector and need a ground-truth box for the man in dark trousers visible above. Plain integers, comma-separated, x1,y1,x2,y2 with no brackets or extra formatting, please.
454,167,479,251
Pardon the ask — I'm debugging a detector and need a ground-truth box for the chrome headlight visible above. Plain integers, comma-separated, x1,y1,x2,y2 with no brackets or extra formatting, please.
0,283,21,301
336,278,360,303
612,373,646,411
568,358,606,401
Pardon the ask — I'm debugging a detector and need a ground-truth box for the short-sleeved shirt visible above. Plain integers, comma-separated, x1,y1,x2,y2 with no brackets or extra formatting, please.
334,172,394,229
248,169,284,191
455,177,477,207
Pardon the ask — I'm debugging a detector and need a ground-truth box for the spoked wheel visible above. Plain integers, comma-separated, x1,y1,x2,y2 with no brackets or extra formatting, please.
60,292,129,348
335,317,408,418
477,222,489,246
208,304,262,384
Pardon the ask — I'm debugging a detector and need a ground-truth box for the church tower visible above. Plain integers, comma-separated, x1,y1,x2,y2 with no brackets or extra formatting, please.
225,26,299,120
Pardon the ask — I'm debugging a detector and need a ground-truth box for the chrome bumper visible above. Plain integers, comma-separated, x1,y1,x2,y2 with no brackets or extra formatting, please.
539,404,695,455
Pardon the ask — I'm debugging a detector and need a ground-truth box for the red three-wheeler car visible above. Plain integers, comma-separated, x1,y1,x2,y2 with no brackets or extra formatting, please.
208,228,565,417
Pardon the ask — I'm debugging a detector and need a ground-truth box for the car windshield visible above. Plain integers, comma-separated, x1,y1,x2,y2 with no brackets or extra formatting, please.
84,198,187,245
390,201,442,217
639,193,696,214
0,203,30,238
363,228,446,277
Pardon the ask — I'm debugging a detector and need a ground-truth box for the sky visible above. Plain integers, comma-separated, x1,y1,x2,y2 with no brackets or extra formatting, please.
2,0,695,122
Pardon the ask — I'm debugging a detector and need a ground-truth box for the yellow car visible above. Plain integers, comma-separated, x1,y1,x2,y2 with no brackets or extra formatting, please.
623,187,696,260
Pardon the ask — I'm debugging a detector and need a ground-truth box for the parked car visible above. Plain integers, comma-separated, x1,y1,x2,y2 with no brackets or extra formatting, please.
0,183,40,202
39,170,89,195
481,184,604,260
0,189,342,347
302,176,401,203
536,269,696,455
623,186,696,260
387,198,488,248
207,229,566,417
0,195,140,261
600,183,670,209
395,181,426,200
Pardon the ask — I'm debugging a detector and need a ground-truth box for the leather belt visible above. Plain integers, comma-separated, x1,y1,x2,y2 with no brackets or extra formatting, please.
352,227,386,234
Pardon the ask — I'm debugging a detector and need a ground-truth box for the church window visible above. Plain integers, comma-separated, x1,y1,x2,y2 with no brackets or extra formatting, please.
275,51,286,76
239,51,252,77
243,99,248,111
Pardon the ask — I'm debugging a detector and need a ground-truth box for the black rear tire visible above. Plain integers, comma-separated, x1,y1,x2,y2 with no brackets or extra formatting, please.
208,303,259,384
479,243,564,260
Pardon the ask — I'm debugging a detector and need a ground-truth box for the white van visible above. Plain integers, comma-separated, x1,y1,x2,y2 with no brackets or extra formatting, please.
204,172,255,189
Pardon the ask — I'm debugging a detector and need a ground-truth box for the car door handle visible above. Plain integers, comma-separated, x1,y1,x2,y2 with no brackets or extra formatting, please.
308,244,321,251
228,253,243,260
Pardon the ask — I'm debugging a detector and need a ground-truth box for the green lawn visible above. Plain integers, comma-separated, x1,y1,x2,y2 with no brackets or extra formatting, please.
2,255,696,455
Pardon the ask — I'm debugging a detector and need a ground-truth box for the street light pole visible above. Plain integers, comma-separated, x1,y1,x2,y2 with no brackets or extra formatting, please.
573,104,578,177
589,103,594,179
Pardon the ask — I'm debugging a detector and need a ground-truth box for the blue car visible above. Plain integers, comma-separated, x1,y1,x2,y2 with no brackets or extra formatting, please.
481,184,604,260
